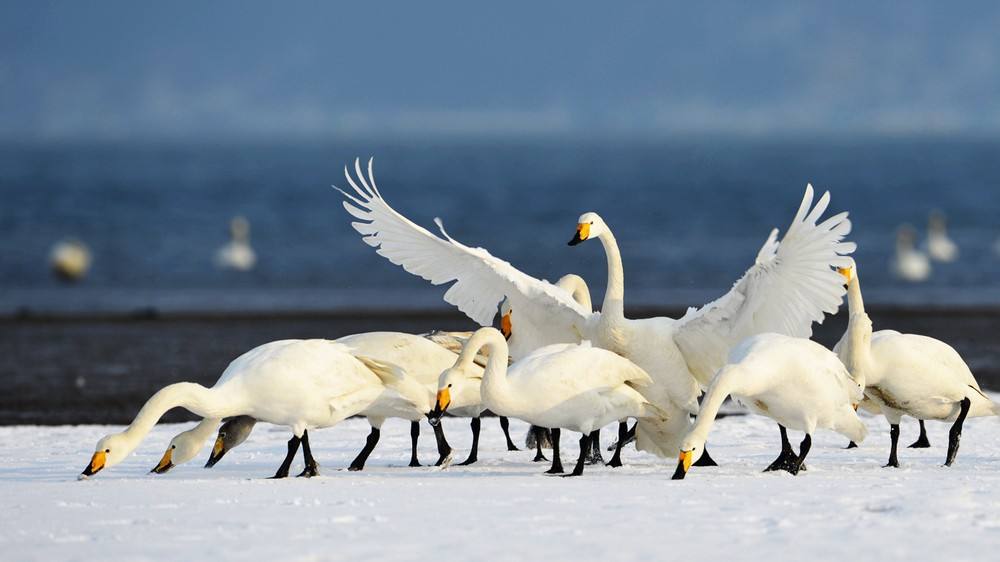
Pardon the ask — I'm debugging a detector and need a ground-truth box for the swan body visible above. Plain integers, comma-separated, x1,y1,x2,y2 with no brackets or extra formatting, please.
891,224,931,281
834,260,998,466
82,339,392,478
216,216,256,271
50,238,91,281
340,159,855,457
926,211,958,262
673,333,866,479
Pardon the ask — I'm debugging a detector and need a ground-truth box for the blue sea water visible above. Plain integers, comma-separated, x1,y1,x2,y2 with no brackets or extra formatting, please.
1,136,998,314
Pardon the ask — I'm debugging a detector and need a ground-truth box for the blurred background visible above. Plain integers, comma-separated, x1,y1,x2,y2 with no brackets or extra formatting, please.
1,1,999,422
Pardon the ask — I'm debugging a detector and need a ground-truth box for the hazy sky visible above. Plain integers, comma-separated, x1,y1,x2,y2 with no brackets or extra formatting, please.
3,1,1000,140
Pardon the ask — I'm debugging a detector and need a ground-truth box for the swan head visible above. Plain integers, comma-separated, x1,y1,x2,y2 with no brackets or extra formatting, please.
429,365,483,424
568,212,607,246
837,257,857,287
206,416,258,468
493,297,513,340
671,435,706,480
151,428,205,474
229,216,251,241
80,433,132,479
896,224,918,249
928,210,946,234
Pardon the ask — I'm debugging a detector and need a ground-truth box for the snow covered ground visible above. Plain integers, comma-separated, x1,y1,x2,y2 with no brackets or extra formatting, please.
2,410,999,562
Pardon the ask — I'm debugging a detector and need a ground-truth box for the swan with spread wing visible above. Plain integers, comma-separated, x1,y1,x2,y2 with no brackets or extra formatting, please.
338,158,855,458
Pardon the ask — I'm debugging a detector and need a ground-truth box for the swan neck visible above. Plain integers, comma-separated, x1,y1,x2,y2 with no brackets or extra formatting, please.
462,329,514,409
689,369,735,446
120,383,229,452
598,229,625,318
846,276,865,315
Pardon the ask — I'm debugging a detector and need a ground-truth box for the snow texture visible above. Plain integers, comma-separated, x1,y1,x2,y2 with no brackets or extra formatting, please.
2,409,999,562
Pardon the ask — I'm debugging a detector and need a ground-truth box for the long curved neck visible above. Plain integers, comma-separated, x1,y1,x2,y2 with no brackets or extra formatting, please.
459,328,514,409
841,275,873,384
689,367,738,445
557,274,592,310
120,383,233,454
597,229,625,319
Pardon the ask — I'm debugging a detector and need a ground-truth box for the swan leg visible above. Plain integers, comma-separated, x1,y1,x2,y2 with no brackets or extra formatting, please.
585,429,604,465
499,416,519,451
793,434,812,475
296,430,320,478
458,417,481,466
607,421,637,451
607,421,628,467
944,397,972,467
563,432,592,477
408,421,422,467
271,435,301,479
908,420,931,448
764,425,800,473
544,428,563,474
531,426,549,462
885,424,901,468
845,441,859,449
432,420,453,467
349,426,381,471
693,444,719,467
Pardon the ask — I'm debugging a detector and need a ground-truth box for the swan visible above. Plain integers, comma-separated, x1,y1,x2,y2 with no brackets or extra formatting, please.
215,216,256,271
926,210,958,262
672,333,867,479
432,327,657,476
834,260,999,467
81,339,397,479
891,224,931,282
153,332,470,473
50,238,91,282
340,158,854,460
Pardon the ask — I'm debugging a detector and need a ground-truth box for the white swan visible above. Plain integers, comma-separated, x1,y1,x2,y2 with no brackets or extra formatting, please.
154,332,472,473
81,339,396,479
672,333,867,479
215,216,256,271
891,224,931,282
926,210,958,262
434,327,657,476
50,238,91,281
340,158,854,459
835,260,999,467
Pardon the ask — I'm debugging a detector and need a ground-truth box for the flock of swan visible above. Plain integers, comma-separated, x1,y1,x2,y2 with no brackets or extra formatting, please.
79,158,999,481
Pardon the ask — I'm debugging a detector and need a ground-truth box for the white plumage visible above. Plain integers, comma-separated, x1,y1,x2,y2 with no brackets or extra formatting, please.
891,224,931,282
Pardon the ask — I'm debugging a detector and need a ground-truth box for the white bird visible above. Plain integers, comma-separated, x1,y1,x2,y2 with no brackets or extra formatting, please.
891,224,931,282
672,333,867,479
153,332,481,473
50,238,91,281
434,327,657,476
339,158,855,460
81,339,397,479
926,210,958,262
215,216,256,271
835,260,999,467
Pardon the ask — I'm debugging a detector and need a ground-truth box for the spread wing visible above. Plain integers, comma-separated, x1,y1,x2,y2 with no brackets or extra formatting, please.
674,184,855,385
338,158,590,359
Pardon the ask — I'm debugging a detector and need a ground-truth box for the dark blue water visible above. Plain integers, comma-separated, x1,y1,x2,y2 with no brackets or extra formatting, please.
2,137,999,314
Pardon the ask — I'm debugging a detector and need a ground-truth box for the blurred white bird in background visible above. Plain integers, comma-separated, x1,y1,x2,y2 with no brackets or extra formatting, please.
925,210,958,262
215,216,256,271
891,224,931,282
49,238,91,282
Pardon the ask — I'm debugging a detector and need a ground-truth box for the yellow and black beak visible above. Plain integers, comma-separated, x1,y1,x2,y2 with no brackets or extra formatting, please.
80,450,106,479
568,222,590,246
204,436,227,468
499,312,512,340
671,450,693,480
428,388,451,426
837,266,853,287
150,446,174,474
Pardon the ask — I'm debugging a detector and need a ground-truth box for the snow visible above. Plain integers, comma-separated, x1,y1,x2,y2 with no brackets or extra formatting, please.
2,411,999,562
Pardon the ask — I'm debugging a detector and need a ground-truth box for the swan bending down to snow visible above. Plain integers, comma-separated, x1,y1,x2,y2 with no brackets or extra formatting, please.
432,327,658,477
153,332,494,473
340,158,854,460
891,224,930,282
81,339,397,479
835,260,999,467
926,210,958,262
672,333,867,479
